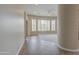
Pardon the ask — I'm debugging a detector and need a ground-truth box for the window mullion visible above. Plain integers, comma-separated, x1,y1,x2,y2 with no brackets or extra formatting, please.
36,18,38,32
50,19,51,31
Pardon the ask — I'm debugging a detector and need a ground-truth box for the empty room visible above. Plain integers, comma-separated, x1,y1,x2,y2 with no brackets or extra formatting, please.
0,4,79,55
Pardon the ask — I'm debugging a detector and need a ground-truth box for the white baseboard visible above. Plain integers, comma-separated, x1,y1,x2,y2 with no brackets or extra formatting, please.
57,43,79,52
16,39,25,55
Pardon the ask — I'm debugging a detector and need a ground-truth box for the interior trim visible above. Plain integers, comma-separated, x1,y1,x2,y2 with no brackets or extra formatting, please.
57,43,79,52
16,39,25,55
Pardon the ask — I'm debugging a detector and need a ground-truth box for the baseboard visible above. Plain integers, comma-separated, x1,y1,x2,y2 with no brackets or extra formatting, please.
16,39,25,55
57,43,79,52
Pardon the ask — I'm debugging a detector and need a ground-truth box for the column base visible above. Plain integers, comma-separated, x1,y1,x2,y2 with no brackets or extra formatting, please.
57,43,79,52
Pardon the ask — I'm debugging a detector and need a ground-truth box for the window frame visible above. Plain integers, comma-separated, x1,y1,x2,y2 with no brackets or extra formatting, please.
28,15,57,35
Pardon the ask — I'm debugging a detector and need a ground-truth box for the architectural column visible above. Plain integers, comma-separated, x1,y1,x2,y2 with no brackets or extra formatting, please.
58,5,79,51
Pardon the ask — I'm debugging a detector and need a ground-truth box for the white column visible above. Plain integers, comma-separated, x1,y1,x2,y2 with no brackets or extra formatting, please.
58,5,79,51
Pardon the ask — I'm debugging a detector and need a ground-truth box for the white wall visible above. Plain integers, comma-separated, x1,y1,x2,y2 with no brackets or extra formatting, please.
0,11,24,55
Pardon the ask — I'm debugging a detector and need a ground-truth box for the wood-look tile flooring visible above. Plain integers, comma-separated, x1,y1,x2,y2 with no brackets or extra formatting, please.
19,34,79,55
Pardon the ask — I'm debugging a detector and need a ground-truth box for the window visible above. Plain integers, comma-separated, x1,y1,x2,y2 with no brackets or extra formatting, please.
38,20,50,31
32,19,36,31
31,18,56,32
46,20,50,31
38,20,41,31
51,20,56,31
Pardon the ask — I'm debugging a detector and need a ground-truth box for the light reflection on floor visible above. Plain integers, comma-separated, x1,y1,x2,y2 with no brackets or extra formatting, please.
26,34,60,55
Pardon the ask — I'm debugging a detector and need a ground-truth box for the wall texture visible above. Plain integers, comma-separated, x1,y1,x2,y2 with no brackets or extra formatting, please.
58,5,79,50
0,10,24,55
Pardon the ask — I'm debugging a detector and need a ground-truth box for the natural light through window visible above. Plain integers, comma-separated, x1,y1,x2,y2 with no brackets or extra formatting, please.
32,19,36,31
38,20,50,31
51,20,55,31
32,18,56,32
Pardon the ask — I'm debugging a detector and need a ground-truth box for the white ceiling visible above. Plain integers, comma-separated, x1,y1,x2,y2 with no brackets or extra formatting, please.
0,4,58,16
25,4,58,16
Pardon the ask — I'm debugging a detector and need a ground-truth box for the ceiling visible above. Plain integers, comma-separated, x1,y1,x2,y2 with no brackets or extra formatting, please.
0,4,58,16
25,4,58,16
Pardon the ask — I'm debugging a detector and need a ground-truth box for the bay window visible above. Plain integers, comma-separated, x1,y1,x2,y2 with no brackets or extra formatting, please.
32,19,56,31
29,15,57,35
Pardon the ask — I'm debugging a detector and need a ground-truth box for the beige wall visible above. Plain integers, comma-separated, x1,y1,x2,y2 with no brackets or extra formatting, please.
58,5,79,50
24,11,31,37
24,11,28,37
